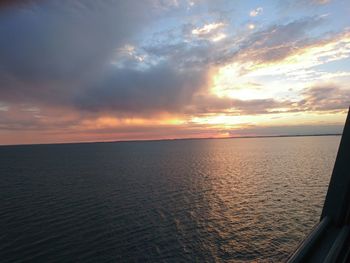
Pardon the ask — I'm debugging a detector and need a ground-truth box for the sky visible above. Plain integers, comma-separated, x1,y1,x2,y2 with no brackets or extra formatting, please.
0,0,349,145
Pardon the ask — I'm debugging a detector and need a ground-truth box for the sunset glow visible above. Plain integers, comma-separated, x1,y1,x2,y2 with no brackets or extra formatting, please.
0,0,349,145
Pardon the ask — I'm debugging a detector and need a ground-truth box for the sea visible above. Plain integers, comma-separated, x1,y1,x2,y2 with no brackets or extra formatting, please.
0,136,340,262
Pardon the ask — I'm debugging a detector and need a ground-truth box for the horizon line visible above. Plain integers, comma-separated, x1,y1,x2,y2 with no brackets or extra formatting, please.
0,133,342,147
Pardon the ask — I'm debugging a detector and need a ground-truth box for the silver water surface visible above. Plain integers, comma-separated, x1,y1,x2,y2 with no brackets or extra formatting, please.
0,136,340,262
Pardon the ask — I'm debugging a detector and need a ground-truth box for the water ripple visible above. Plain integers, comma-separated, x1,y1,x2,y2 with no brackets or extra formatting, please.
0,136,339,262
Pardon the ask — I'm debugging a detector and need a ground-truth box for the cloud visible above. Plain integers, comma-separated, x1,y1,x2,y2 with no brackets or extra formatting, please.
299,84,350,112
279,0,331,11
0,4,346,117
0,0,37,9
0,3,196,106
298,0,331,5
0,0,217,122
213,20,350,86
1,9,347,116
74,63,210,114
191,22,227,42
249,7,263,17
247,24,256,30
0,0,348,144
234,17,323,64
187,95,293,115
191,22,225,36
144,16,334,76
0,0,155,101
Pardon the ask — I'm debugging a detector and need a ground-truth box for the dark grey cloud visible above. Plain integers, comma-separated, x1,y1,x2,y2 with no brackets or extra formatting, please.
0,0,214,115
0,0,39,9
0,0,154,100
74,63,210,114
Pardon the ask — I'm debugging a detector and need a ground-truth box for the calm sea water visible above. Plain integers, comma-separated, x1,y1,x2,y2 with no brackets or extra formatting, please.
0,136,340,262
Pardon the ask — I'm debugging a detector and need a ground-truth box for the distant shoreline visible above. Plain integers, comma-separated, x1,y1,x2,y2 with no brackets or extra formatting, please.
0,133,342,147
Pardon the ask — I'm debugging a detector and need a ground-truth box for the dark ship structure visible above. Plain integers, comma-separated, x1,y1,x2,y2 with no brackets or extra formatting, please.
288,107,350,263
